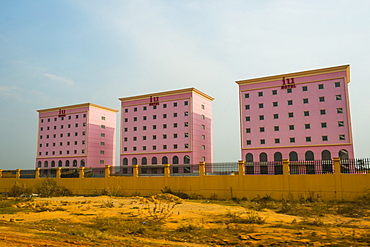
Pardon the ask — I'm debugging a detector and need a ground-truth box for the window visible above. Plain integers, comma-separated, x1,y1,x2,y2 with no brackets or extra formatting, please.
153,105,157,109
245,105,250,110
75,132,78,136
153,135,157,140
260,139,265,144
337,108,343,113
75,115,79,119
302,86,308,91
273,114,279,119
290,137,295,143
320,109,326,115
101,133,105,137
101,125,105,129
184,133,189,137
143,136,147,140
246,116,250,121
153,145,157,150
338,121,344,127
174,133,178,138
173,113,178,117
321,122,327,128
289,125,294,130
201,114,205,119
306,136,311,142
67,142,70,146
202,125,205,129
272,90,277,95
163,134,167,139
153,115,157,120
163,114,167,118
245,93,250,98
202,135,205,139
133,137,137,141
173,102,178,107
74,150,77,154
173,144,178,149
163,104,167,108
100,142,105,146
339,135,345,140
288,112,294,118
133,127,137,131
101,116,106,120
143,116,147,120
275,138,280,144
260,127,265,132
304,111,310,116
100,160,104,164
163,124,167,129
335,82,340,87
336,95,342,100
125,108,128,113
184,101,188,106
274,126,279,131
124,118,128,122
246,128,251,133
201,104,205,109
68,116,71,120
100,150,104,154
143,146,146,151
143,126,147,130
273,102,278,107
82,140,85,145
48,118,50,122
124,137,127,142
246,140,251,145
303,98,309,104
201,145,205,150
259,115,264,120
143,106,147,111
68,124,71,128
133,147,137,151
287,100,293,105
82,123,86,127
305,123,311,129
258,92,263,97
173,123,178,128
54,126,57,129
184,122,189,127
322,136,328,141
318,84,324,89
152,125,156,130
163,145,167,150
319,96,325,102
124,147,127,151
184,144,189,148
133,107,137,112
133,117,137,122
287,88,292,93
259,103,264,108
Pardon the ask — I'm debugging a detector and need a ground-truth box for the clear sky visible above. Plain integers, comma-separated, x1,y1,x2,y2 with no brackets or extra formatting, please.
1,0,370,170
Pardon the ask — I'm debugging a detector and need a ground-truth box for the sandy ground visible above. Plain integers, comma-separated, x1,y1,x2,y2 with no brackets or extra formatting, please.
0,196,369,246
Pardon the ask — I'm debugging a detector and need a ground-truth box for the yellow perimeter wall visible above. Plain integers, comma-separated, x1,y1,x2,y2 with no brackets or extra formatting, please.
1,159,369,201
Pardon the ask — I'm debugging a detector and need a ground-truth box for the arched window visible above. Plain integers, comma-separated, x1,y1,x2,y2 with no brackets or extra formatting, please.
246,153,253,162
259,153,268,162
44,161,48,168
339,149,349,159
58,160,62,167
321,150,332,173
122,158,128,166
132,157,138,165
172,156,179,164
184,155,190,164
162,156,168,164
274,152,282,161
289,151,298,161
80,159,85,167
37,161,42,168
305,151,314,161
141,157,147,165
151,157,157,165
73,160,78,167
51,160,55,167
65,160,70,167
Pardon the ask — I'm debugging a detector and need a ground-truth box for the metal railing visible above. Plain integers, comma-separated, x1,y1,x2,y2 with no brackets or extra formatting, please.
170,164,199,176
289,160,333,175
245,161,283,175
205,162,238,175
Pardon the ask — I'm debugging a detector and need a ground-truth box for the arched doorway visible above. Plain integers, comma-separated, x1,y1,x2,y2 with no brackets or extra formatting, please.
245,153,254,174
321,150,332,173
305,151,315,174
274,152,283,175
259,152,268,174
172,156,179,173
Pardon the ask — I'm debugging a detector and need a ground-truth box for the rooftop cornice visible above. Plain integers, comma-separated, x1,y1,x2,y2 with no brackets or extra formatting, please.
37,103,118,113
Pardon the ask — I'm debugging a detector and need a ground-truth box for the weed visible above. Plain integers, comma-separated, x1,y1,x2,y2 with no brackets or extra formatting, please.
102,186,122,197
8,182,32,197
176,223,202,232
224,210,266,224
101,200,114,208
35,179,71,197
335,203,368,218
135,193,183,223
161,186,189,199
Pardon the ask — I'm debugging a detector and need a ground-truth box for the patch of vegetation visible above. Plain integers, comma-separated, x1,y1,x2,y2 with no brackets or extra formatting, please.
35,179,72,197
8,182,32,197
224,210,266,224
161,186,190,199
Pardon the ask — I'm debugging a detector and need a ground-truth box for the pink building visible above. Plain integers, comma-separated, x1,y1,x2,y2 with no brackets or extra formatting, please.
236,65,354,171
119,88,213,171
36,103,118,169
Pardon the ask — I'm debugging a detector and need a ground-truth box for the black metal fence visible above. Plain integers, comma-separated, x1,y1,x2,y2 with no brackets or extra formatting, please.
289,160,334,175
169,164,199,176
340,158,370,174
205,162,238,175
110,166,133,177
245,161,283,175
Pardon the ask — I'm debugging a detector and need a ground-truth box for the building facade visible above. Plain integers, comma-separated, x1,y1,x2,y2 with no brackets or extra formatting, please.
236,65,354,169
36,103,118,169
119,88,213,170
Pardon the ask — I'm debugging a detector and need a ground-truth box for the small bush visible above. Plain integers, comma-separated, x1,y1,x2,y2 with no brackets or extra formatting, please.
224,210,266,224
8,182,32,197
161,186,189,199
35,179,72,197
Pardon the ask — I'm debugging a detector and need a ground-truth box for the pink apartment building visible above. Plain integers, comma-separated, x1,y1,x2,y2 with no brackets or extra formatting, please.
119,88,214,170
236,65,354,171
36,103,118,169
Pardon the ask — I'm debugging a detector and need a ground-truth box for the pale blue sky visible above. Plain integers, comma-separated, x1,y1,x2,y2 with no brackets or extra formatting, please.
1,0,370,169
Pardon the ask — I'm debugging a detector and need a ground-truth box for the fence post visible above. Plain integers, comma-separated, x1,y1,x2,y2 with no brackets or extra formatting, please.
56,168,61,179
16,169,21,179
79,167,85,179
0,169,2,179
105,165,111,178
333,157,342,200
199,162,205,177
282,159,290,198
35,168,40,179
238,160,245,176
164,164,170,177
133,164,139,177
